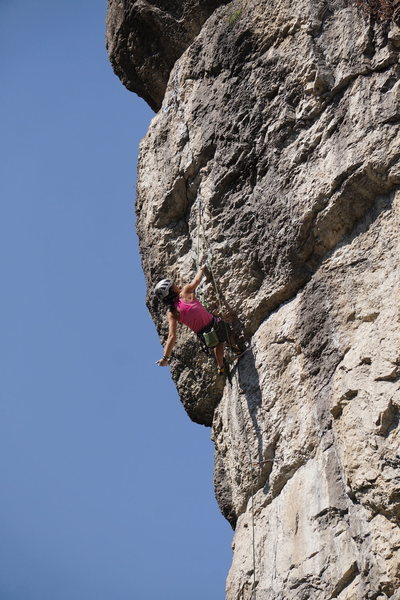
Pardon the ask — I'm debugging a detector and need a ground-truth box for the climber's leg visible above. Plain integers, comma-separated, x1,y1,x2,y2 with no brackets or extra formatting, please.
213,342,225,371
229,333,241,352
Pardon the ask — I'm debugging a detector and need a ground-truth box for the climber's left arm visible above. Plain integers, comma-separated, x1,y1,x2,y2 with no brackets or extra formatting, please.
182,264,206,294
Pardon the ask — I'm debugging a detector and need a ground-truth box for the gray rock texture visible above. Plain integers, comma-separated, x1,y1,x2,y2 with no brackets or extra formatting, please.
106,0,230,111
107,0,400,597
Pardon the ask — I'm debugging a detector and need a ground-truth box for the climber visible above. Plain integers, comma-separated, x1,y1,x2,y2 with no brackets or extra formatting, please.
154,265,243,375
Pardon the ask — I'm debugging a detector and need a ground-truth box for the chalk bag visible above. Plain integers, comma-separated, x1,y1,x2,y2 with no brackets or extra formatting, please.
203,328,220,348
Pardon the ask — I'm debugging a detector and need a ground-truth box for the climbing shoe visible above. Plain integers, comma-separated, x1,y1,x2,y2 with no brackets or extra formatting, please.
217,367,225,376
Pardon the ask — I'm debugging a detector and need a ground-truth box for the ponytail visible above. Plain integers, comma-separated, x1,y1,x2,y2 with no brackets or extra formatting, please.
162,290,179,319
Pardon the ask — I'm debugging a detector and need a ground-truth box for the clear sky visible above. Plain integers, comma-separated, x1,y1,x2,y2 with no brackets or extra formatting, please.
0,2,232,598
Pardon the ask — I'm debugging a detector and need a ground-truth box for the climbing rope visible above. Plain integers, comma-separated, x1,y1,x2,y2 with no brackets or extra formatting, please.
236,387,258,599
195,194,207,305
194,195,285,596
195,194,226,319
194,193,259,599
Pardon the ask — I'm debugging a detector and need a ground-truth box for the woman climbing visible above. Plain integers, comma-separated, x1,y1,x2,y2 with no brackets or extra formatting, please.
154,265,243,375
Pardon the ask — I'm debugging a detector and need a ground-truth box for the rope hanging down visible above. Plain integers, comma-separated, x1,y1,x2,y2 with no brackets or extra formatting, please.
236,386,258,599
195,196,206,305
195,194,227,319
194,194,283,597
194,194,259,599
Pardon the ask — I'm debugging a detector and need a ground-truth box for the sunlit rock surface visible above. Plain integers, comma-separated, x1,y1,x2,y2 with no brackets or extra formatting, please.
107,0,400,597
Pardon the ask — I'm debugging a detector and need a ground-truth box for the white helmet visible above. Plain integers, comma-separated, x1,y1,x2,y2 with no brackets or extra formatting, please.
154,278,173,299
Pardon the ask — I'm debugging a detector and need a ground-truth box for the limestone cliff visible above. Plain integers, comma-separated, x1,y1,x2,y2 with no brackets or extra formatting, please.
107,0,400,597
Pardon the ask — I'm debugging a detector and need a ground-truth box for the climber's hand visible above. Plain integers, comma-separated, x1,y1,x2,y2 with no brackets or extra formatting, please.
155,357,169,366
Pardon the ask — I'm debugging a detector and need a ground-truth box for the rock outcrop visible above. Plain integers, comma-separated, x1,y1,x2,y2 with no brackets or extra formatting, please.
106,0,230,111
107,0,400,597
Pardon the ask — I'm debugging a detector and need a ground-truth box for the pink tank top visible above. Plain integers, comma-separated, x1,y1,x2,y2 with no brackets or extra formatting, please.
176,297,213,333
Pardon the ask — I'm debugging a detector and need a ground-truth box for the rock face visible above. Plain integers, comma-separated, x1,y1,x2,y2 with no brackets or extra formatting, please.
107,0,400,597
106,0,230,111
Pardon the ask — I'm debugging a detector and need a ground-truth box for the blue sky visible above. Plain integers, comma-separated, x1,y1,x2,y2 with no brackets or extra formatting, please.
0,2,232,598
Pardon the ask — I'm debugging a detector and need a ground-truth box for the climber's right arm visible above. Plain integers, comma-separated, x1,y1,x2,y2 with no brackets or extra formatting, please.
156,312,177,366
